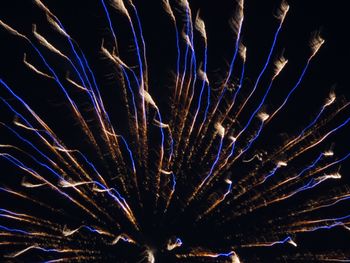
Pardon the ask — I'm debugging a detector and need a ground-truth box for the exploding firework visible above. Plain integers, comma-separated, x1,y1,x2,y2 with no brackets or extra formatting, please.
0,0,349,262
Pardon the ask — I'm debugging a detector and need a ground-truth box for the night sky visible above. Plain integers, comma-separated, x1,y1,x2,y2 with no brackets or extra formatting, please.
1,0,349,262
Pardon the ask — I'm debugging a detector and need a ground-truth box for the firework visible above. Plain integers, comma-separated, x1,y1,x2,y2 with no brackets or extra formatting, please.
0,0,349,262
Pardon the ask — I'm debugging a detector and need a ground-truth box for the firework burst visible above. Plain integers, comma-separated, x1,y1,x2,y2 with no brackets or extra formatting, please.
0,0,349,262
